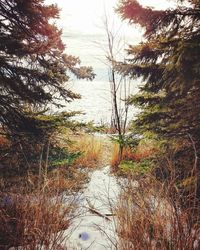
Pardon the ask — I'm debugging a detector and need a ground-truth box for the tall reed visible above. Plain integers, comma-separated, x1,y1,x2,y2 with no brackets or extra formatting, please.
0,188,77,249
114,172,200,249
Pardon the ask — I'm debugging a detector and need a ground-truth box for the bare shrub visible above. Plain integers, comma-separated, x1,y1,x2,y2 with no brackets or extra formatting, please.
114,173,200,250
0,189,77,249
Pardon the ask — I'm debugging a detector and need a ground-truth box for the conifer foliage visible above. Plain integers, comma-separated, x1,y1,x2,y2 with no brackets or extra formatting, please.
117,0,200,197
0,0,94,134
117,0,200,142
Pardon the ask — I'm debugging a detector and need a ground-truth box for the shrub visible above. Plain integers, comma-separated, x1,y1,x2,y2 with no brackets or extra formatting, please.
114,172,200,249
0,190,76,249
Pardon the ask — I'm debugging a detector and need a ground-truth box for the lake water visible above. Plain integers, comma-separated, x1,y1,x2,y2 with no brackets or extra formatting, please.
59,33,140,125
61,78,139,125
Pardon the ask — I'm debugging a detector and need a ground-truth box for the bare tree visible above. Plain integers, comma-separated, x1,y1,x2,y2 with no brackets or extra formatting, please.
103,13,132,164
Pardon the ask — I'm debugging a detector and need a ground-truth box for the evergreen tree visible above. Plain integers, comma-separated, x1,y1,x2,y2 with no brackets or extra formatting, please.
0,0,94,134
117,0,200,142
117,0,200,196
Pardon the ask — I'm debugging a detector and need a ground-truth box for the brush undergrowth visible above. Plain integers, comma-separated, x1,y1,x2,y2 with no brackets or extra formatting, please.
70,134,103,168
0,188,77,249
111,139,158,174
0,133,89,249
114,170,200,249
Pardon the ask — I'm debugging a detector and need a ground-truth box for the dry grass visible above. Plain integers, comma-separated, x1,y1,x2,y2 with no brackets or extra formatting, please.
111,144,134,168
111,140,159,169
46,166,89,193
114,174,200,250
0,134,92,249
134,141,158,161
0,188,77,249
111,144,121,169
0,164,89,196
71,134,103,168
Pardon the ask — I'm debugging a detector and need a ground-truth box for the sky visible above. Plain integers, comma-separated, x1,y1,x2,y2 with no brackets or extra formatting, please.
44,0,175,71
45,0,175,34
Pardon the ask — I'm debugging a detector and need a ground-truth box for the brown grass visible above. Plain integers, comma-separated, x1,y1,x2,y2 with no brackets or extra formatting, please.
111,144,134,168
0,188,77,249
114,174,200,250
71,134,103,168
0,163,89,196
111,144,121,169
46,166,89,193
111,140,159,169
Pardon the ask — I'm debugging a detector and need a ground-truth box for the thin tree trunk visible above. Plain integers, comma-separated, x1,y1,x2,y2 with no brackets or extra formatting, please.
44,139,50,181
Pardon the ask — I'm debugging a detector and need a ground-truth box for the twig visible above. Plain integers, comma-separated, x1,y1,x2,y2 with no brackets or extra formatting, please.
86,198,111,221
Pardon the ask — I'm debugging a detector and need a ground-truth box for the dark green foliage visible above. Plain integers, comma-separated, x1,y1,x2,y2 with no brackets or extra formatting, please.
0,0,95,135
48,146,81,167
117,0,200,140
117,0,200,198
110,133,140,148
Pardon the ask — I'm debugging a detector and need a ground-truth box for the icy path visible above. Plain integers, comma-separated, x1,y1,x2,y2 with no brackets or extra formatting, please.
64,166,119,250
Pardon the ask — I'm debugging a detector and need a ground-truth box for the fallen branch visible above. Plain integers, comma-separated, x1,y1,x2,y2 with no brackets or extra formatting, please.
86,198,111,221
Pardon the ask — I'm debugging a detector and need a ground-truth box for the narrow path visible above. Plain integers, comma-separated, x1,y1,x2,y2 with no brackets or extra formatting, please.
64,135,119,250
